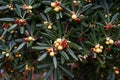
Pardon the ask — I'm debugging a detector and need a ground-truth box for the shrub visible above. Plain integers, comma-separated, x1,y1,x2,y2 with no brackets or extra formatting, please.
0,0,120,80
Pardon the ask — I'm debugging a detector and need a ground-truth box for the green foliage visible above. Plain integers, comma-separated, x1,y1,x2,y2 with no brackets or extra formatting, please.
0,0,120,80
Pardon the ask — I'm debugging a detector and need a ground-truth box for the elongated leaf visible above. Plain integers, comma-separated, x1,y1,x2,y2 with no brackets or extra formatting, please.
0,6,8,10
0,54,4,59
37,64,51,69
95,22,104,26
59,65,74,78
41,1,51,5
40,13,47,21
27,71,32,80
53,56,57,68
1,30,7,37
44,7,52,13
33,3,41,8
32,46,48,50
59,51,69,60
98,12,106,23
56,21,62,37
15,63,25,70
9,40,16,50
29,0,34,5
20,27,25,34
36,24,43,27
0,41,7,49
0,18,15,21
68,42,82,50
30,21,35,35
43,68,53,80
41,32,56,40
7,24,17,32
36,42,49,46
57,68,63,79
66,48,78,61
15,4,21,17
111,13,119,22
15,42,26,52
54,68,57,80
61,56,65,64
37,52,47,61
79,4,92,14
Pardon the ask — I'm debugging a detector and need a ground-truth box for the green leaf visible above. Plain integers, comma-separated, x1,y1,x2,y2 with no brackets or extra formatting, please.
7,24,17,32
59,11,63,18
79,4,92,14
14,63,25,70
1,30,7,37
0,54,4,59
30,21,35,35
37,52,47,61
57,68,63,79
111,13,119,23
41,1,51,5
66,48,78,61
15,42,26,52
28,0,34,5
43,67,53,80
68,41,82,50
59,65,74,78
85,41,94,45
56,13,60,19
108,72,115,80
98,12,106,23
0,41,7,49
32,46,48,50
56,21,62,37
27,71,32,80
40,13,47,21
20,27,25,34
0,18,15,21
53,56,57,68
61,56,65,64
41,32,56,40
95,22,104,26
36,24,43,27
36,42,49,47
37,64,51,69
54,68,57,80
59,51,69,60
0,6,8,10
33,3,41,8
15,4,22,17
44,7,52,13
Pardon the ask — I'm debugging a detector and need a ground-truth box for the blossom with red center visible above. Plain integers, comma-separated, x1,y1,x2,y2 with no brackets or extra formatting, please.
55,1,60,6
104,25,112,30
22,4,29,10
60,38,67,48
15,19,20,24
15,19,27,26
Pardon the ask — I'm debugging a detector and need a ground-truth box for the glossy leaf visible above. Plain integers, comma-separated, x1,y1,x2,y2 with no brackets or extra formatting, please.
37,52,48,61
66,48,78,61
59,65,74,78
